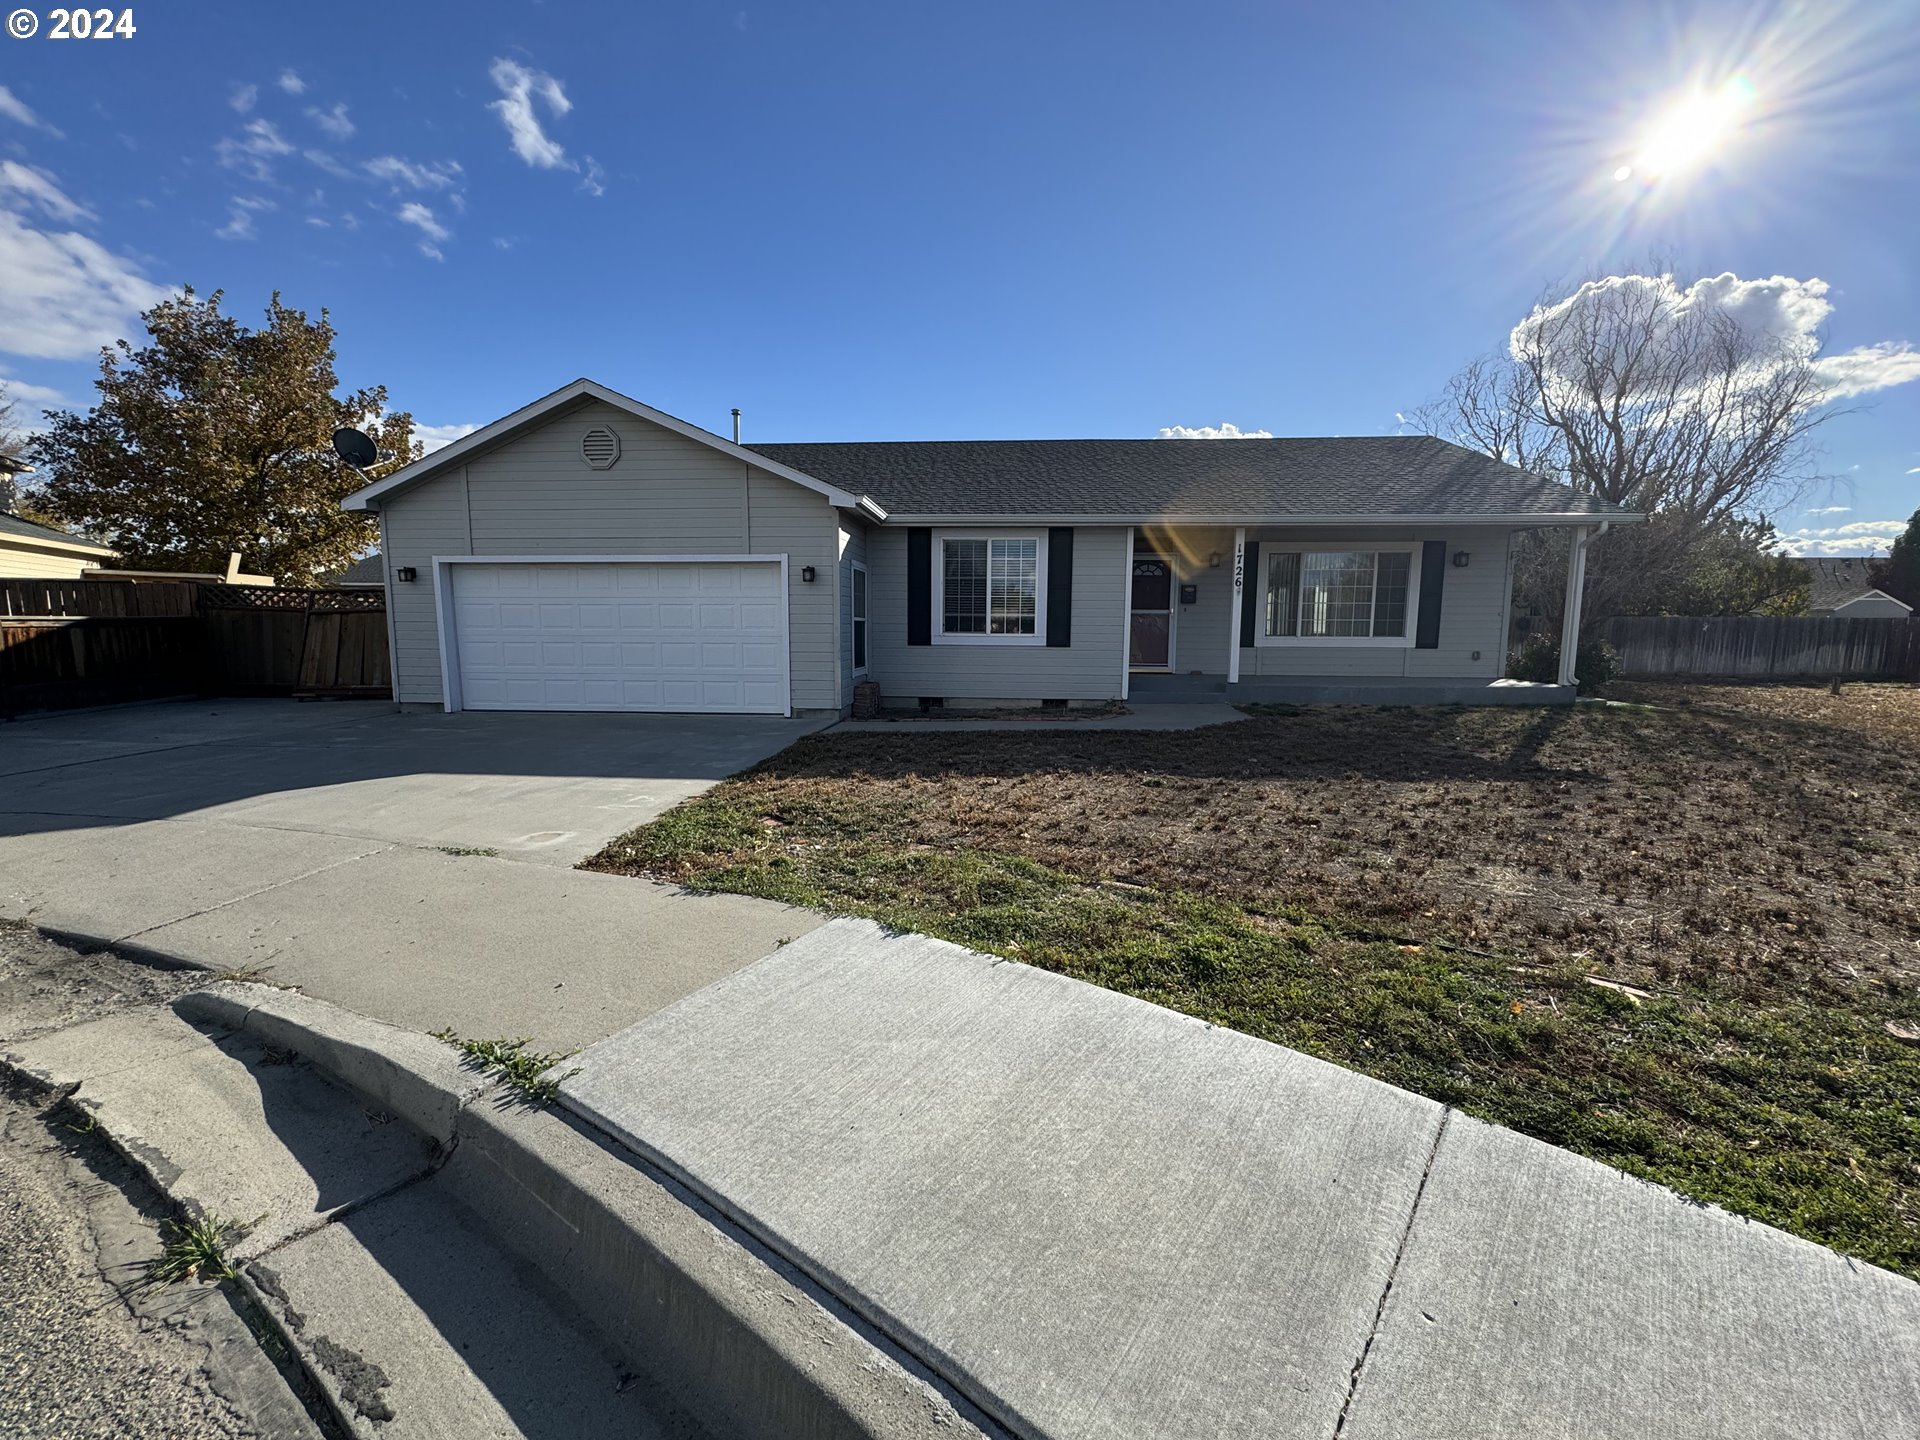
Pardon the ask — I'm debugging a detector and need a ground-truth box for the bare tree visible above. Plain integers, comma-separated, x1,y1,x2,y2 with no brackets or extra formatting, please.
1417,270,1836,629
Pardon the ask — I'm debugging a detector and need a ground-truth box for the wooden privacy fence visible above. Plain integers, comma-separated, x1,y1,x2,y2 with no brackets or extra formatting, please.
1601,615,1920,681
200,585,390,696
0,579,390,716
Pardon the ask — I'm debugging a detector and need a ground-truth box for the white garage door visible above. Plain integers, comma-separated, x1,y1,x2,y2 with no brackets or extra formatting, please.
447,560,788,714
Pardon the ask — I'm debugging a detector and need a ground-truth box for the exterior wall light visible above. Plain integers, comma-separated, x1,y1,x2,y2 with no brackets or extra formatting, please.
800,565,817,582
1452,551,1470,568
394,566,417,582
1208,552,1221,567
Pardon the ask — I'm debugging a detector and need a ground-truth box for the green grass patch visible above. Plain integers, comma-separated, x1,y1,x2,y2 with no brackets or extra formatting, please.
431,1029,578,1104
590,793,1920,1278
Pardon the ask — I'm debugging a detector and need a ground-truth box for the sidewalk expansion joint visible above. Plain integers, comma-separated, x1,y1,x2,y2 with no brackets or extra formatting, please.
1331,1106,1451,1440
110,843,398,946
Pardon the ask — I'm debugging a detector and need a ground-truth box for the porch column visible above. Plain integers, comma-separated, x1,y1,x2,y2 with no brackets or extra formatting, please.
1120,527,1135,701
1227,528,1246,685
1557,525,1592,687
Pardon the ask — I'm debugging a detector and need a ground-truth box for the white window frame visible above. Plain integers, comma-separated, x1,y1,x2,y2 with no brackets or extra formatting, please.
850,559,869,674
1254,542,1422,648
932,530,1049,647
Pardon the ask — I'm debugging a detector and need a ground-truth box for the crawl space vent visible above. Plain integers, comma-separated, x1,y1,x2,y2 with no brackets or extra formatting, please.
581,426,622,470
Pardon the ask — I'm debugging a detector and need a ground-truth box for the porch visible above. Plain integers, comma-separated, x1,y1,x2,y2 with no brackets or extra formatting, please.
1126,673,1575,707
1120,521,1602,706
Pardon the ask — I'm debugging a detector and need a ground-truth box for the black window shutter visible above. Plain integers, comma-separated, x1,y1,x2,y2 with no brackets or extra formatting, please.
1046,528,1073,647
1239,542,1260,649
907,528,932,646
1415,540,1446,649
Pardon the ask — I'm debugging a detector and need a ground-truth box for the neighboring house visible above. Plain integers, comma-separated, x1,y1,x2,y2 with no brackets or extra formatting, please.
0,451,120,578
1793,556,1913,619
342,379,1639,717
326,553,386,589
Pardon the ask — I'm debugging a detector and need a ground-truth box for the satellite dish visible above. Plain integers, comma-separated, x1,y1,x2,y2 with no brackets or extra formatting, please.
331,427,379,470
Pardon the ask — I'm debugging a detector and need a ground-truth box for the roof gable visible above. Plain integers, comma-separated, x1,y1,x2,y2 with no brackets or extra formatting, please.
341,379,881,516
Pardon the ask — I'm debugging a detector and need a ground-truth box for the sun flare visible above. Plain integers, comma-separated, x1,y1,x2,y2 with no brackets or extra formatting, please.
1617,74,1758,183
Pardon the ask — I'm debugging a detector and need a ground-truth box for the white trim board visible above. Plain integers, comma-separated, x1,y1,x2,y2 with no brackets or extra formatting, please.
344,379,882,517
430,553,792,716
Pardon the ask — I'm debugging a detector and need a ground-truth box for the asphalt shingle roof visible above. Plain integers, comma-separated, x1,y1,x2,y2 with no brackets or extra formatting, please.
746,435,1629,522
0,511,117,552
328,553,385,586
1794,556,1896,611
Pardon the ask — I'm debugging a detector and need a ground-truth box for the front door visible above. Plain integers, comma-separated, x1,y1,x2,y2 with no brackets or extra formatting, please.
1130,552,1173,669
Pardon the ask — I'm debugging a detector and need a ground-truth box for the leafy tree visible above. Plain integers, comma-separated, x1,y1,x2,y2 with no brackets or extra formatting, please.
26,289,417,584
1415,270,1840,630
1870,509,1920,608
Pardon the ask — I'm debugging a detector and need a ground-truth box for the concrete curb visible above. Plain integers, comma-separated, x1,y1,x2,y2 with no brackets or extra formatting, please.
184,981,994,1440
175,983,487,1146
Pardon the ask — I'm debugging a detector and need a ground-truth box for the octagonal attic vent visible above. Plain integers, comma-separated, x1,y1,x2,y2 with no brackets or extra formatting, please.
581,426,621,470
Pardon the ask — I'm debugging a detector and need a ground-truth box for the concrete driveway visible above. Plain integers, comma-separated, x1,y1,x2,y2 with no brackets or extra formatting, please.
0,701,829,1048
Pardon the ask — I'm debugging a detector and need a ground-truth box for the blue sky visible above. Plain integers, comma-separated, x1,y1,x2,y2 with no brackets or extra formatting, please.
1,0,1915,553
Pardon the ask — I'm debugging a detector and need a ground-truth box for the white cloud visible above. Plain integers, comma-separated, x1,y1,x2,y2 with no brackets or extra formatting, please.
0,163,93,223
0,85,61,136
304,149,355,179
579,157,605,197
216,119,294,182
412,421,479,453
0,206,171,360
0,373,73,417
1776,518,1908,556
1814,341,1920,401
228,83,257,114
1803,505,1851,515
1157,422,1274,439
305,216,330,228
488,58,575,170
215,196,274,241
396,201,449,259
1513,272,1920,406
277,69,306,95
364,155,463,191
306,102,354,140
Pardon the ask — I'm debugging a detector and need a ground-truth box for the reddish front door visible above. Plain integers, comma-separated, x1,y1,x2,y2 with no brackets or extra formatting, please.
1130,553,1172,668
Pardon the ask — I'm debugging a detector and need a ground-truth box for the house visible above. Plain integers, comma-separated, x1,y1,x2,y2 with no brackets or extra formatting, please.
1,452,121,579
325,553,386,589
341,379,1639,717
1794,556,1913,619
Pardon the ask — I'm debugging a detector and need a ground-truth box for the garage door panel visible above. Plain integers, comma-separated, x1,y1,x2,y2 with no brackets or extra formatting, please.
450,561,787,714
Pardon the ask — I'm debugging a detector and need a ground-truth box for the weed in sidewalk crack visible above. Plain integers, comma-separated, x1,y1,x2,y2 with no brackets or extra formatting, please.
430,1029,579,1105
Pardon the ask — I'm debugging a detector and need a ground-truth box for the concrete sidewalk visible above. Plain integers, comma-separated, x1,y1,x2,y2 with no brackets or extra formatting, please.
0,701,825,1049
831,702,1245,733
562,919,1920,1440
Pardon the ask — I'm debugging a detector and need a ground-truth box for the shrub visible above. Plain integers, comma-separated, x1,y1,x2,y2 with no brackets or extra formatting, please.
1507,635,1620,689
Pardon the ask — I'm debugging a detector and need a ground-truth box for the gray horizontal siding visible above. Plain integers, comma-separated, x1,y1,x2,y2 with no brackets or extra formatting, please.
866,525,1127,702
1240,526,1514,680
376,399,840,709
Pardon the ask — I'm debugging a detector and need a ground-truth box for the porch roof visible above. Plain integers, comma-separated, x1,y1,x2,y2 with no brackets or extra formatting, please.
747,435,1638,526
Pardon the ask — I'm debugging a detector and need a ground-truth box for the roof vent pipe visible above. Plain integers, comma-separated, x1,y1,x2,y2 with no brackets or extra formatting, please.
731,408,742,444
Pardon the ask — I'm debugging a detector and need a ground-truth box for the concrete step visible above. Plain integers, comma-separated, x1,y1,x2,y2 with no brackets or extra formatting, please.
1,1002,710,1439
